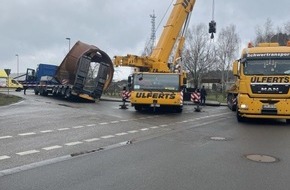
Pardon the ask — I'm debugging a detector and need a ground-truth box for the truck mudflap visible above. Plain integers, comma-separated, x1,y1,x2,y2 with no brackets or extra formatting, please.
56,41,114,99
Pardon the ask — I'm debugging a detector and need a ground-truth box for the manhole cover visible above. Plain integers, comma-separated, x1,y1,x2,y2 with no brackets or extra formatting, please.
210,137,226,141
245,154,278,163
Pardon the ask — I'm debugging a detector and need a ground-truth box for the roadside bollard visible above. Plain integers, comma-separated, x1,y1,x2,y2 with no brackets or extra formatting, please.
191,91,201,112
119,90,130,109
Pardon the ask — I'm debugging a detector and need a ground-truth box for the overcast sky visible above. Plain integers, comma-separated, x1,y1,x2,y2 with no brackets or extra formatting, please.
1,0,289,80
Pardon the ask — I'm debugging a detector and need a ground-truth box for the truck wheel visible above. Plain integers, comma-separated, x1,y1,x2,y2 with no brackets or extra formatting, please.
286,119,290,124
35,90,39,95
43,90,48,96
56,87,62,95
65,88,72,99
227,94,236,111
52,87,57,96
176,106,183,113
236,109,244,122
61,87,66,96
135,105,142,111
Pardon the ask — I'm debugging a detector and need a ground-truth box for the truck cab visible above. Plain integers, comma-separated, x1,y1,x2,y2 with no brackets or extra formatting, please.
231,42,290,123
0,69,23,91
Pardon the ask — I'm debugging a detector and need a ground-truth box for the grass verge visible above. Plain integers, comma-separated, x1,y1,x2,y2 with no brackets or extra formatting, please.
0,92,23,106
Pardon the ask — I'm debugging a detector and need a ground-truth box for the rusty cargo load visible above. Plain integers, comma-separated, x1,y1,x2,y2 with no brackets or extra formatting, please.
35,41,114,101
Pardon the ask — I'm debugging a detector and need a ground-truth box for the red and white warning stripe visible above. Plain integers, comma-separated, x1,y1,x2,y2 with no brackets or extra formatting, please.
191,92,200,103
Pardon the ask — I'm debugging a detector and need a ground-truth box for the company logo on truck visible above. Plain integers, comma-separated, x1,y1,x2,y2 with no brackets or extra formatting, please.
251,76,289,83
247,53,290,58
135,92,176,99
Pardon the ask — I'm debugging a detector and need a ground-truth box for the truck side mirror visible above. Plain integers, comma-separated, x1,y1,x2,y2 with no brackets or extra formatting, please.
127,76,132,88
233,60,239,76
183,78,187,85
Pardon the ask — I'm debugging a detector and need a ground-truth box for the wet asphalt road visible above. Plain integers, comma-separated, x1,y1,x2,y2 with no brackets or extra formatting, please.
1,90,290,189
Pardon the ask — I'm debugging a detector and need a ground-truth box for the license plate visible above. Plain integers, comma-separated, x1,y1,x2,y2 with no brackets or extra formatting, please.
150,104,160,107
263,104,276,109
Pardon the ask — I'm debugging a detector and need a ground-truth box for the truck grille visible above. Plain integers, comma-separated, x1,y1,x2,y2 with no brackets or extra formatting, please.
251,84,289,94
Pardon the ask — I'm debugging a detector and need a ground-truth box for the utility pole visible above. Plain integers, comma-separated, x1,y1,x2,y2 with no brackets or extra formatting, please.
15,54,19,76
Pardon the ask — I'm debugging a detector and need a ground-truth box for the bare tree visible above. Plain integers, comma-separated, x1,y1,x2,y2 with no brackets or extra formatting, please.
254,18,275,44
216,24,240,92
182,23,216,88
284,21,290,34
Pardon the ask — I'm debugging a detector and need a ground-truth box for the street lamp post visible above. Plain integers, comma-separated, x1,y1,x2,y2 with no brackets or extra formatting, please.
66,37,71,52
15,54,19,76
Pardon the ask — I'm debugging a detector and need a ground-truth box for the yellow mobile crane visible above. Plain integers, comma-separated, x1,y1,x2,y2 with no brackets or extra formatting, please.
114,0,196,112
227,42,290,123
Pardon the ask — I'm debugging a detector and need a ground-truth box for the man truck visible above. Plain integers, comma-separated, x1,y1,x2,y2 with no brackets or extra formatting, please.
114,0,196,112
227,41,290,123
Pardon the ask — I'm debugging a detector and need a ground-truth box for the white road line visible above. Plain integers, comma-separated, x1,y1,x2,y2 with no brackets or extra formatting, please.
141,128,149,131
65,142,83,146
176,121,185,124
110,121,119,124
42,145,62,150
86,124,96,127
127,130,139,134
159,124,168,127
99,122,108,125
138,117,146,120
16,150,40,156
40,130,54,133
101,135,115,139
18,132,36,136
84,138,100,142
57,128,70,131
150,126,159,129
120,119,128,122
0,136,13,140
73,126,85,129
0,155,10,160
115,132,128,136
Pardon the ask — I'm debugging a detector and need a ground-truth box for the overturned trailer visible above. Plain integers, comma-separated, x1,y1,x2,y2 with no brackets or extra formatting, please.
35,41,114,101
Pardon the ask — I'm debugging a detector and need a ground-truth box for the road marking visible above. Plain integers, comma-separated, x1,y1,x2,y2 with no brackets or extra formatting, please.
159,124,168,127
120,119,128,122
86,124,96,127
57,128,70,131
110,121,119,124
84,138,100,142
0,136,13,140
65,142,83,146
40,130,54,133
99,122,108,125
73,126,84,129
150,126,159,129
115,132,128,136
127,130,139,134
141,128,149,131
101,135,115,139
138,117,147,120
16,150,40,156
42,145,62,150
18,132,36,136
0,156,10,160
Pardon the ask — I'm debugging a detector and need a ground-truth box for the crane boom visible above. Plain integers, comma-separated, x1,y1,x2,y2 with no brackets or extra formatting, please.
114,0,196,73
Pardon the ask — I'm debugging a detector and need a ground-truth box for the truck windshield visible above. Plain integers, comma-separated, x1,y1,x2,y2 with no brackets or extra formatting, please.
133,74,179,91
244,59,290,75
